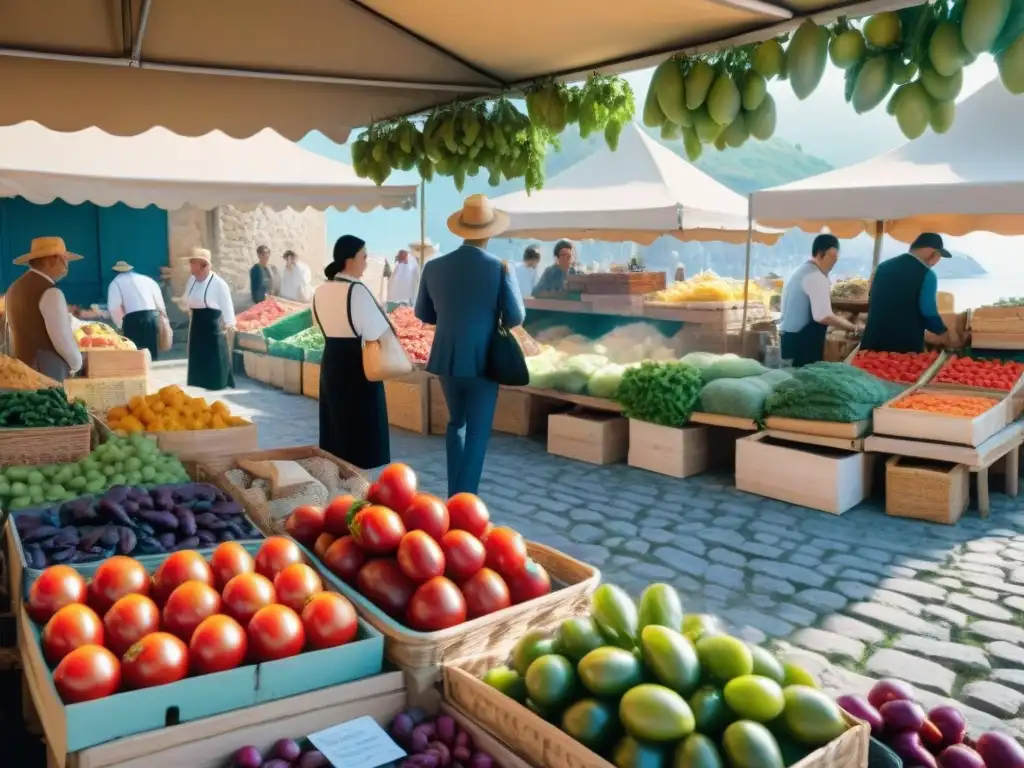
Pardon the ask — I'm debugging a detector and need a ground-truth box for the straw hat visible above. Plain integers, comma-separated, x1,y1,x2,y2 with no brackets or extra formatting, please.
14,236,83,266
186,247,212,264
112,261,133,272
447,195,509,240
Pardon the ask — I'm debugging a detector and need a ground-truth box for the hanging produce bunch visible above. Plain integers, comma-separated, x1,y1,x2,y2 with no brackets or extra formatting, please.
351,74,635,193
642,0,1024,156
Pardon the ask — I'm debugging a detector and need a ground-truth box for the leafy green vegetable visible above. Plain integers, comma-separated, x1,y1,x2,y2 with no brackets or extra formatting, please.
764,362,900,422
615,361,703,427
699,369,791,419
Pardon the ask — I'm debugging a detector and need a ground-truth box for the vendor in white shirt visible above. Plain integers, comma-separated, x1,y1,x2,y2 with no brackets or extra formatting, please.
279,249,312,303
778,234,857,367
386,249,420,308
182,248,236,390
4,237,83,382
107,261,167,361
514,245,541,299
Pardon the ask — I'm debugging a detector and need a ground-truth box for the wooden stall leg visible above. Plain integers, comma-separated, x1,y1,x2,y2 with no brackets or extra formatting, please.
1007,446,1020,497
977,469,991,519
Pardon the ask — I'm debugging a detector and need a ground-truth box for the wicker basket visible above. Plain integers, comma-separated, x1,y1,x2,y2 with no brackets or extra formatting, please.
444,653,870,768
302,362,320,399
205,445,369,535
386,371,430,434
885,455,969,525
63,376,148,413
312,541,598,668
0,422,92,465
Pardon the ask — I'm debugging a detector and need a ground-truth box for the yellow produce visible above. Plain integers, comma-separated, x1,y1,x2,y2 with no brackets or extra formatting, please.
0,355,59,390
74,322,136,350
651,272,768,305
106,385,248,433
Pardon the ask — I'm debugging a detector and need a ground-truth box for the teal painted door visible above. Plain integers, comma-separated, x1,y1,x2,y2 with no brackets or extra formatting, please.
98,204,169,295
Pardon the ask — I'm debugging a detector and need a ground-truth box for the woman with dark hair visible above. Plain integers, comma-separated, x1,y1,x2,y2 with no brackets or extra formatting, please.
312,235,391,469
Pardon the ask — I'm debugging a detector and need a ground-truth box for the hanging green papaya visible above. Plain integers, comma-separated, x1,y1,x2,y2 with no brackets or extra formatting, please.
829,29,867,69
685,60,716,110
864,12,902,48
642,84,668,128
852,55,893,114
998,33,1024,93
692,107,725,143
661,121,682,140
714,134,728,152
740,72,767,112
929,22,969,77
886,84,907,116
748,94,777,140
787,20,829,100
920,62,963,102
722,112,749,149
962,0,1012,55
653,59,689,125
930,98,956,133
891,59,918,85
682,127,703,161
707,72,741,126
752,39,785,79
894,81,932,140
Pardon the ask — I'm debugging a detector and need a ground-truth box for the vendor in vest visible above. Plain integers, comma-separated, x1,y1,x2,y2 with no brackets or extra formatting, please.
778,234,858,367
107,261,167,361
861,232,958,352
5,236,83,382
182,248,236,391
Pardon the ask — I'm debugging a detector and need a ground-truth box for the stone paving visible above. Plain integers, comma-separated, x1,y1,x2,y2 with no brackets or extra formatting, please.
153,358,1024,740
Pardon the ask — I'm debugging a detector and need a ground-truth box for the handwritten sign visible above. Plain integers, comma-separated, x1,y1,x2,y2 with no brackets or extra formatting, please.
308,716,407,768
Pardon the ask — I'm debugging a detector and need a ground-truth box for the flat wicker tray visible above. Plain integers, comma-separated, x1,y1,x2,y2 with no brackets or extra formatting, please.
0,422,92,465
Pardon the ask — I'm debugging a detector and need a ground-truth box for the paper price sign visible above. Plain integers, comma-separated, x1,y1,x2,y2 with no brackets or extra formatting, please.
308,716,407,768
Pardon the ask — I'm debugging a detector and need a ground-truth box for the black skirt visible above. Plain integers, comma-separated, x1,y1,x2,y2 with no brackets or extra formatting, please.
319,336,390,470
122,309,160,362
187,308,235,391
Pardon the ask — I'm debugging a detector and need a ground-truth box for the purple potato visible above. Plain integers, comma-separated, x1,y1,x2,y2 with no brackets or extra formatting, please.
175,509,197,537
26,544,46,569
173,536,200,551
151,489,174,510
297,750,329,768
233,746,262,768
194,512,227,530
938,744,986,768
52,527,80,547
428,742,451,766
103,486,129,504
889,731,937,768
157,532,177,549
976,731,1024,767
21,525,61,543
117,527,137,555
50,547,76,564
98,499,133,527
196,529,217,545
217,530,237,541
98,526,120,548
122,500,140,516
139,510,178,530
78,526,105,550
14,514,43,534
466,753,493,768
836,694,883,736
880,699,927,733
391,712,415,746
272,739,301,762
211,500,244,517
435,715,456,747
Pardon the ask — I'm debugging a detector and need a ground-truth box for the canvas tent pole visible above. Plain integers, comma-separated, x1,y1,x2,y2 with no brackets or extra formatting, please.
419,179,427,269
740,194,754,347
871,220,884,272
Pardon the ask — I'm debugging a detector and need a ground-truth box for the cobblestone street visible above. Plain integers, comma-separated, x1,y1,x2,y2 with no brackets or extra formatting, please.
154,359,1024,740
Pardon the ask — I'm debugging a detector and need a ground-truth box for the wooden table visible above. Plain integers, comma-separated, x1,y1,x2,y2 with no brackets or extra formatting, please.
865,420,1024,518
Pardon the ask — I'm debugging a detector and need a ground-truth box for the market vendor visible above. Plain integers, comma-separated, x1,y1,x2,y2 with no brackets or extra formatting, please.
249,244,278,304
182,248,236,391
778,234,858,367
861,232,957,353
107,261,167,361
534,240,576,293
5,236,83,382
386,248,420,308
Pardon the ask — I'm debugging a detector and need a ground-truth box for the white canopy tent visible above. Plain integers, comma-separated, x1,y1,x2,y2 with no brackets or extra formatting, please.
0,121,417,211
492,123,781,246
750,79,1024,245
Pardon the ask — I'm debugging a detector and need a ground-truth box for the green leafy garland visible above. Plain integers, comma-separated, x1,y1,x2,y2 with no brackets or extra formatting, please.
351,74,635,193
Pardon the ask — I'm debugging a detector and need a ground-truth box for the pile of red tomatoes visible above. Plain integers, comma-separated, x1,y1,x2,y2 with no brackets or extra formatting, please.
286,463,552,632
933,355,1024,391
850,349,939,384
27,537,359,704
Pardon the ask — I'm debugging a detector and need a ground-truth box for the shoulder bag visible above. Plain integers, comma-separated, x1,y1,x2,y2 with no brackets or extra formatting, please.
485,262,530,386
354,281,414,382
157,312,173,352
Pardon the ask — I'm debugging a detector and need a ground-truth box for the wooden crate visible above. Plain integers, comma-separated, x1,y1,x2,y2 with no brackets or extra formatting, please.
764,416,871,439
64,376,148,413
971,305,1024,334
149,423,259,470
873,386,1013,447
547,411,628,465
627,420,709,478
302,361,320,399
266,356,302,394
82,348,150,379
736,432,874,515
241,351,272,384
580,271,667,295
429,379,552,436
386,371,430,434
885,455,969,525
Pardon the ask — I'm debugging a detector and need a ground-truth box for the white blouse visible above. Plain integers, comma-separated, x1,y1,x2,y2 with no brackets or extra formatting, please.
184,272,236,327
313,279,389,341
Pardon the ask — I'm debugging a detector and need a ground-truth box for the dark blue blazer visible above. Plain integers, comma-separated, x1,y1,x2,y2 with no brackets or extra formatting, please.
414,245,526,378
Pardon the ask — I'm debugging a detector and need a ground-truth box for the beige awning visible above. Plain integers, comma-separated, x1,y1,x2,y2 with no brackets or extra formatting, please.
751,78,1024,243
0,0,924,142
492,123,781,245
0,121,417,211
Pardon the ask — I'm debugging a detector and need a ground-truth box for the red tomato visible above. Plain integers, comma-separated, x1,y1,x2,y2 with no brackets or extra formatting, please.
356,558,416,617
400,493,450,541
460,568,511,618
397,530,446,582
248,604,306,661
162,581,222,643
323,495,356,537
88,556,150,616
323,536,367,583
122,632,189,689
285,504,325,546
189,614,248,674
42,603,104,665
273,563,323,614
446,493,490,537
27,565,87,624
506,559,552,604
441,530,486,581
301,592,359,650
103,594,161,657
222,572,276,628
53,645,121,703
406,577,467,631
313,533,337,560
152,551,214,605
349,506,406,554
209,542,255,591
368,463,418,512
254,537,303,582
483,527,528,576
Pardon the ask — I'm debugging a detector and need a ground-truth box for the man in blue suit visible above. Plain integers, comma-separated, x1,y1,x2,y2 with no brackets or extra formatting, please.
415,195,526,497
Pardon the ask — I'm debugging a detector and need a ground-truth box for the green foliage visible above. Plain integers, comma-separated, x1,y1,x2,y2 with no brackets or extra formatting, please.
615,361,703,427
764,362,901,422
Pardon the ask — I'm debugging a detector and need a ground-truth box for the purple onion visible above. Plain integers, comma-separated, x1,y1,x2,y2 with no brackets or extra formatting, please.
391,713,416,746
233,746,262,768
297,750,330,768
467,752,494,768
428,742,452,767
435,715,456,747
272,739,301,762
